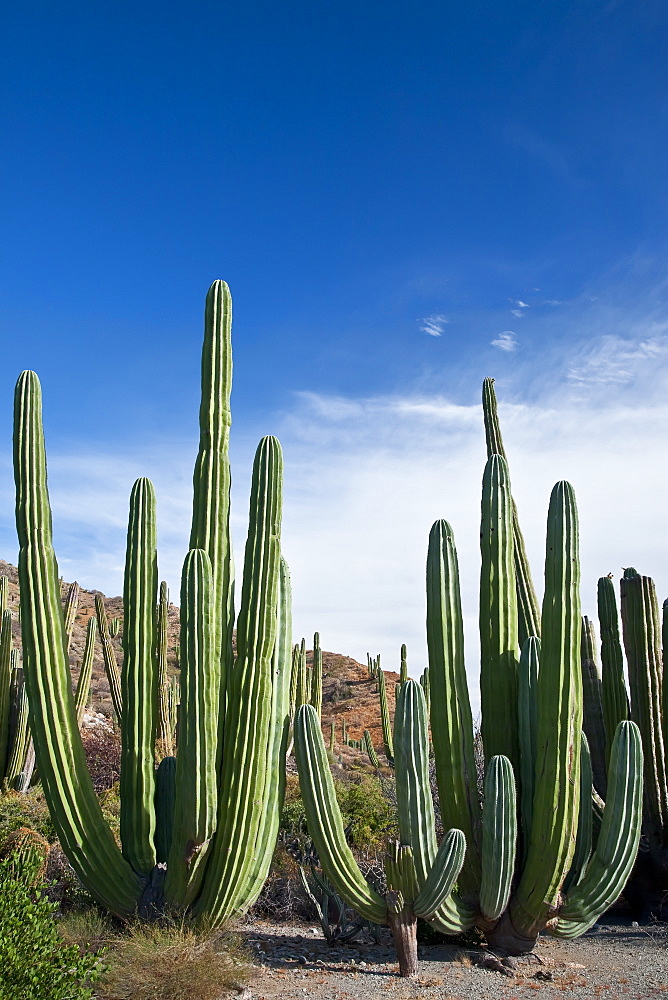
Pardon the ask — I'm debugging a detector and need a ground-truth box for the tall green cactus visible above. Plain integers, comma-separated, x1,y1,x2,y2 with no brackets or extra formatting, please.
74,617,97,724
96,594,122,721
310,632,323,718
156,581,175,755
597,575,629,764
425,462,643,953
13,281,291,926
295,680,468,976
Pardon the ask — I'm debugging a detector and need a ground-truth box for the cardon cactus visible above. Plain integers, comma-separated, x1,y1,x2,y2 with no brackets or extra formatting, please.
0,612,34,792
13,281,291,924
584,568,668,918
295,680,467,976
427,454,643,953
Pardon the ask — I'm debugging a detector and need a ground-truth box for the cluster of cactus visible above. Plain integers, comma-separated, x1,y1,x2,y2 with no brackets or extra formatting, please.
579,569,668,917
289,634,322,719
294,379,644,975
13,281,291,924
0,581,35,792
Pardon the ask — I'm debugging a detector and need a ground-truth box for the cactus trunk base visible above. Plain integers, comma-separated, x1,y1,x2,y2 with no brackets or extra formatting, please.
483,912,539,955
387,907,418,977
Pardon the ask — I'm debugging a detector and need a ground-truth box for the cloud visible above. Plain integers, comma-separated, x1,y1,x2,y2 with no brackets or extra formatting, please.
491,331,518,352
567,331,668,386
419,314,448,337
514,300,530,309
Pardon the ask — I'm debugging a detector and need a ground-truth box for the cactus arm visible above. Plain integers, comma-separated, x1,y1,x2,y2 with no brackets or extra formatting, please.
400,644,408,684
190,280,235,759
74,617,97,724
482,378,541,646
479,755,517,922
311,632,323,718
0,576,7,617
194,436,283,925
426,519,480,893
120,478,158,876
413,829,467,920
597,575,629,764
0,610,13,778
512,481,582,936
154,755,177,864
164,549,219,908
554,721,643,936
620,572,668,844
295,703,388,924
562,733,593,894
96,594,123,721
156,581,174,755
5,659,31,789
580,616,607,797
237,554,293,910
518,636,539,863
13,370,141,916
479,455,520,774
394,680,437,886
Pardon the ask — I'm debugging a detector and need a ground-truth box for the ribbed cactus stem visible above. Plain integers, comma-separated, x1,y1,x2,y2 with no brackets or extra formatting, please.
580,616,607,797
120,477,158,877
329,721,335,752
295,703,388,924
597,575,629,764
363,729,380,767
555,721,643,936
190,280,234,758
482,378,541,646
513,481,582,935
96,594,122,721
63,581,80,653
193,436,284,925
74,617,97,724
4,659,32,790
517,636,540,864
154,755,177,865
479,454,520,774
400,644,408,684
0,610,12,779
620,571,668,844
311,632,323,718
13,370,141,916
165,549,219,908
479,755,516,922
0,576,8,617
426,519,480,894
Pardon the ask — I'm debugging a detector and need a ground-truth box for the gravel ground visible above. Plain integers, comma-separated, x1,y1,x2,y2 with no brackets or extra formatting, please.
241,916,668,1000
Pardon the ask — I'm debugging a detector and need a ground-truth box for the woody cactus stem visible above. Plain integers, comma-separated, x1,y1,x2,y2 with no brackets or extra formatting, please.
482,378,540,646
74,617,97,724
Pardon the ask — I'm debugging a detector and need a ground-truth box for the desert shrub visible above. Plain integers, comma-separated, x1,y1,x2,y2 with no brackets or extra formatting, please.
0,788,55,844
0,857,104,1000
335,774,397,854
0,825,50,883
80,725,122,792
90,921,249,1000
99,781,121,844
326,678,353,703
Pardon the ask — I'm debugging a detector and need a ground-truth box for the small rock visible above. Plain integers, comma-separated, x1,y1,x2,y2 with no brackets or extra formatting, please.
534,970,554,981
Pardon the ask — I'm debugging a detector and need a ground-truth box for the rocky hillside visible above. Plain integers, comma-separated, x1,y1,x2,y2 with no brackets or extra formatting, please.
0,560,398,756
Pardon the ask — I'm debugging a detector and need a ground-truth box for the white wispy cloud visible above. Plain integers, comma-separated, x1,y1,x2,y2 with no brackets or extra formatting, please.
419,314,448,337
491,331,518,352
567,332,668,386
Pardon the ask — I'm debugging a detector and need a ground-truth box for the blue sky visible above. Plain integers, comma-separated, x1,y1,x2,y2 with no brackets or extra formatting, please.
2,2,668,705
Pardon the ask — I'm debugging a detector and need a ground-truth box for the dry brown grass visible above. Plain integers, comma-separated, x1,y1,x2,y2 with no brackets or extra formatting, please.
89,919,250,1000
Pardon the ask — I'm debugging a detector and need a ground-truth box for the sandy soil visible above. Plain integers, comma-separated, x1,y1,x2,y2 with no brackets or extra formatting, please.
241,916,668,1000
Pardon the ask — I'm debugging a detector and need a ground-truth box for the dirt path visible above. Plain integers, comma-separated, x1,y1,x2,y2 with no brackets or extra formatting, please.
240,917,668,1000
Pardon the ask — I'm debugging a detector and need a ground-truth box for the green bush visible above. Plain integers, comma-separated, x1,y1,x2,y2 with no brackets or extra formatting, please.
0,789,55,845
0,857,104,1000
